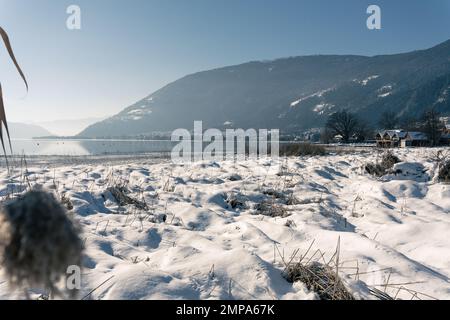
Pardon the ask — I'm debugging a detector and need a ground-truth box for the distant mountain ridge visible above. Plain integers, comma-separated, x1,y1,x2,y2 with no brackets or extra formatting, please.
36,117,107,136
8,122,53,139
80,39,450,137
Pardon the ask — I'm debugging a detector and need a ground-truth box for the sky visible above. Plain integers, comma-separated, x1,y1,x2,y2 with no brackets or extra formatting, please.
0,0,449,125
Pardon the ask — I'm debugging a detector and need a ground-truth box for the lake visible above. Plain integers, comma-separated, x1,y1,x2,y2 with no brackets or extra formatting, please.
9,139,177,156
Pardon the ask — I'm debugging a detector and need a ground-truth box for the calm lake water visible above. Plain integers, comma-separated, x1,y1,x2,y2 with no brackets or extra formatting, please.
9,139,353,157
10,139,176,156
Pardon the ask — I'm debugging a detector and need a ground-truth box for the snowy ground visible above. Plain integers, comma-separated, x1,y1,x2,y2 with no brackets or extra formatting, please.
0,148,449,300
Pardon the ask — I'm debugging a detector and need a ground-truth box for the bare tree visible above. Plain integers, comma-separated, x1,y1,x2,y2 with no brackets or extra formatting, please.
378,110,399,130
320,127,335,144
355,119,373,142
325,110,361,143
399,115,421,131
421,107,442,146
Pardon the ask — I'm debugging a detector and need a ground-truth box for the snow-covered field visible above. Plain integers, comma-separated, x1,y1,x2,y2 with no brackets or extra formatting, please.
1,148,449,300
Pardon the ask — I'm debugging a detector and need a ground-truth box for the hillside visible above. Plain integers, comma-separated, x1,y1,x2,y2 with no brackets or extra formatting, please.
80,40,450,137
7,122,53,139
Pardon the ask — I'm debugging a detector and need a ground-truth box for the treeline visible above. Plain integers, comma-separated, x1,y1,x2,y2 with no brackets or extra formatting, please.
321,107,444,146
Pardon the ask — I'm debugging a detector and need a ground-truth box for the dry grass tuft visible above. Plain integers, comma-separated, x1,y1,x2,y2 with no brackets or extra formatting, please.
60,192,74,211
254,200,288,217
281,238,355,300
280,143,327,157
285,261,355,300
107,186,148,210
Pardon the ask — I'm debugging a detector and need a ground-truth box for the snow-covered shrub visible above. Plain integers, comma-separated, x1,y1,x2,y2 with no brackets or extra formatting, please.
364,163,385,177
380,151,401,170
225,192,247,210
365,151,401,177
438,161,450,183
430,150,450,183
0,190,83,298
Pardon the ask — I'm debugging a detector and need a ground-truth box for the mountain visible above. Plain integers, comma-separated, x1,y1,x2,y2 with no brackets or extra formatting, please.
35,117,107,136
80,39,450,137
7,122,53,139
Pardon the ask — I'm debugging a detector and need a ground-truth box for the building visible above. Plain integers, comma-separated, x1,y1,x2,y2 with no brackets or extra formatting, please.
401,132,429,147
375,130,407,148
376,130,429,148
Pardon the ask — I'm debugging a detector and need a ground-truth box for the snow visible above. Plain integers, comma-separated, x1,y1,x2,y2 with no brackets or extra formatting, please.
385,162,429,182
127,109,151,116
313,103,335,115
354,75,379,86
290,88,334,108
378,85,393,98
1,148,449,300
115,108,153,121
436,86,449,104
313,104,326,113
290,99,302,107
378,92,391,98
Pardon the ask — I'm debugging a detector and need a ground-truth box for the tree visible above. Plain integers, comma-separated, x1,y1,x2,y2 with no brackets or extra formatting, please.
320,127,335,144
355,119,373,142
399,115,421,131
421,107,442,146
378,111,399,130
325,110,361,143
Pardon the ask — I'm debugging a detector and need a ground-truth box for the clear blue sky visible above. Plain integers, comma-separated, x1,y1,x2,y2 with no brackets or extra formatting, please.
0,0,449,123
